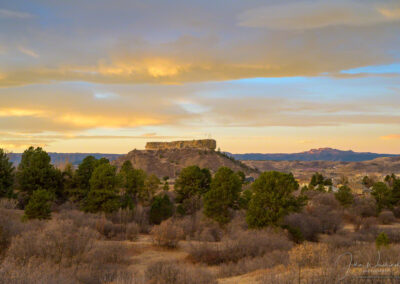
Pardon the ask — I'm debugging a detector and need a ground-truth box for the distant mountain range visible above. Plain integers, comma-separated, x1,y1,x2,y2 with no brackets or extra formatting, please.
7,153,121,166
228,148,400,162
7,148,400,166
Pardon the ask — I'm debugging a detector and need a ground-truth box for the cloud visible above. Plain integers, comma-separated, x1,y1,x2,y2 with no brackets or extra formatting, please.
238,1,400,30
0,9,33,19
0,1,399,87
18,46,39,58
381,134,400,140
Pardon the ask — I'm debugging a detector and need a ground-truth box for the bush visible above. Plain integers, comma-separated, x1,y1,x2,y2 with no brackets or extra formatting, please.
151,219,184,248
307,193,343,234
289,242,329,268
376,232,389,249
188,229,292,265
133,204,150,233
171,212,223,242
23,189,53,220
378,210,396,224
351,196,377,218
87,241,130,265
284,212,321,242
6,219,98,266
126,223,140,241
146,261,216,284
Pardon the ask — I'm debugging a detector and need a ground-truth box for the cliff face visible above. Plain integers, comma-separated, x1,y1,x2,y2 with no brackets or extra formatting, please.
145,139,216,151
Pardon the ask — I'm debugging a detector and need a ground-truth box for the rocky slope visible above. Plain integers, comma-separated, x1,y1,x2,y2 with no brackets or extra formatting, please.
113,148,256,178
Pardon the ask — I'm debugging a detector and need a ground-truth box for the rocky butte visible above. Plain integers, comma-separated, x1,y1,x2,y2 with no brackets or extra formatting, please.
145,139,217,151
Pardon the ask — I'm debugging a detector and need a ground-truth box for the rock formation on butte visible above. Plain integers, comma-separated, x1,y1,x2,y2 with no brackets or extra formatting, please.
114,139,256,178
145,139,216,151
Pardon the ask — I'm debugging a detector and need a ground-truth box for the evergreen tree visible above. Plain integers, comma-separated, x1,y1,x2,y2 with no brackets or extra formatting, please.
140,174,160,204
16,147,62,206
23,189,53,220
334,185,354,207
392,178,400,205
204,167,242,225
83,163,120,213
371,182,392,212
149,194,174,224
376,232,389,249
246,171,305,228
74,156,98,198
118,161,147,204
0,149,15,198
174,166,211,203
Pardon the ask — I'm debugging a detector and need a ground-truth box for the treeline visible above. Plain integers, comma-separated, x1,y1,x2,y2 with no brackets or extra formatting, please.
1,147,400,234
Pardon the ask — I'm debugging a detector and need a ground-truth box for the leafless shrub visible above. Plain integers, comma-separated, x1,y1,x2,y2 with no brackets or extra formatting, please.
381,228,400,243
6,219,98,266
284,212,321,242
0,198,18,210
0,208,43,256
0,258,76,284
289,242,329,268
126,223,140,241
378,210,396,224
351,196,377,218
306,193,343,234
145,261,216,284
133,204,150,233
171,212,223,242
320,231,355,249
188,229,292,265
150,219,184,248
106,208,136,224
56,209,101,230
86,241,130,265
393,206,400,218
218,250,289,277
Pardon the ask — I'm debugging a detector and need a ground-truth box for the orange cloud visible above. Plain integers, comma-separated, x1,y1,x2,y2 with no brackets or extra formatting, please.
381,134,400,140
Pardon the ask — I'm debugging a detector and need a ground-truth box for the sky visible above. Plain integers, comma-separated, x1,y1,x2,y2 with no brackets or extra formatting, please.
0,0,400,154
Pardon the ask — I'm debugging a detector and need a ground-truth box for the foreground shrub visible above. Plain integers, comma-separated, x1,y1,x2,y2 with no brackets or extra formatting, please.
284,212,321,242
289,242,329,268
6,219,98,266
218,250,289,278
188,229,292,265
378,210,396,224
146,261,216,284
151,219,184,248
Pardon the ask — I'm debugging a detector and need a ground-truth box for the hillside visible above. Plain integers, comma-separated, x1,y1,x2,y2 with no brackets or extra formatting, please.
230,147,399,162
113,148,256,178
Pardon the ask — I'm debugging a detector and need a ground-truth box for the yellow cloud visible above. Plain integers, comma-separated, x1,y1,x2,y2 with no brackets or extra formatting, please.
379,8,400,19
0,108,44,117
57,114,162,128
381,134,400,140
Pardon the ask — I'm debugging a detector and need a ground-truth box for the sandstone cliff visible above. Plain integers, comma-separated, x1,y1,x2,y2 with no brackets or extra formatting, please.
145,139,216,151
